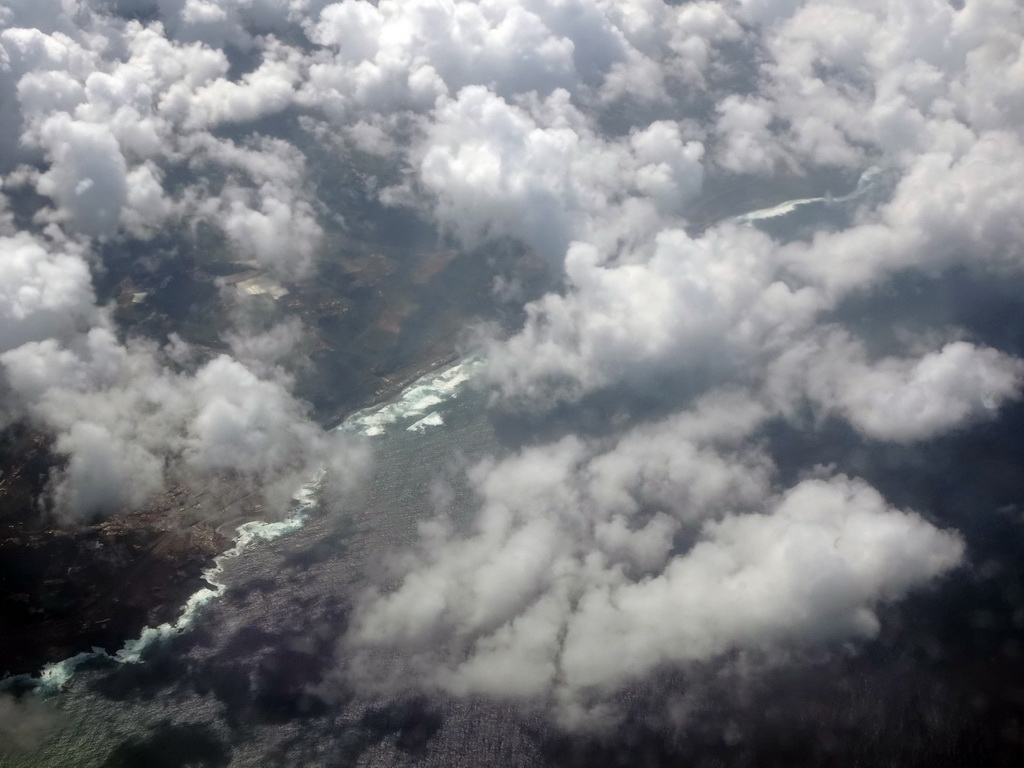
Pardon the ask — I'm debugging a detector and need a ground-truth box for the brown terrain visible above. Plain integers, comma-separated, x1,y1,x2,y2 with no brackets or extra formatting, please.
0,441,231,678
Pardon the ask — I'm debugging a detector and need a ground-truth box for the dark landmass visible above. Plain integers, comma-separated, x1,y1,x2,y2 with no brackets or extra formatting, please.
0,483,228,678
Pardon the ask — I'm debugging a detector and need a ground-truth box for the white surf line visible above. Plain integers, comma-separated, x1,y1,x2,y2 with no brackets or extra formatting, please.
25,475,323,692
730,195,826,224
407,412,445,433
10,357,480,693
341,356,483,437
728,165,891,226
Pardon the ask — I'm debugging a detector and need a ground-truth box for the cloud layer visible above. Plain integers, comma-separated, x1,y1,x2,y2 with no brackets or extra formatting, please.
337,0,1021,724
1,0,1021,731
348,394,964,725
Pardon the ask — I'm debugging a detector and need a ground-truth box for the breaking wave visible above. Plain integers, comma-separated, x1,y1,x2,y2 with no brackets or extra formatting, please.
341,357,482,437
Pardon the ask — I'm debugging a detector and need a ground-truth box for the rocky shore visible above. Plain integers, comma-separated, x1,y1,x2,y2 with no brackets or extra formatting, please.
0,489,230,679
0,345,461,682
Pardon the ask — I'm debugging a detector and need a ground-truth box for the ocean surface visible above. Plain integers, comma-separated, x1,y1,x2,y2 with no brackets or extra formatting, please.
8,174,1022,766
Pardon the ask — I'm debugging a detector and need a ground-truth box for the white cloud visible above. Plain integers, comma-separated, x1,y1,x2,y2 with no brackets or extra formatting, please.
353,392,772,652
0,326,359,520
483,226,819,406
349,394,963,720
714,95,788,174
4,16,323,270
0,232,96,353
185,134,324,277
0,3,353,527
51,419,167,517
120,161,178,237
397,86,705,263
335,0,1023,724
782,132,1024,296
301,0,727,117
558,476,963,698
223,315,310,380
770,333,1024,442
34,115,128,236
183,38,304,129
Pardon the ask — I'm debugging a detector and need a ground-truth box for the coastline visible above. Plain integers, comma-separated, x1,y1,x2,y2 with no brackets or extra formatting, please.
1,349,473,689
324,347,462,431
0,508,230,683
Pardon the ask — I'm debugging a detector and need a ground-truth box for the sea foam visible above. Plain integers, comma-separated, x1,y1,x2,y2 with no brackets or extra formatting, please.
20,476,323,692
342,357,481,437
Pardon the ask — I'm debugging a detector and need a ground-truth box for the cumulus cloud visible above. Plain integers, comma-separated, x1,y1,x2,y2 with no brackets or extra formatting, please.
781,133,1024,296
0,327,362,520
34,115,129,236
0,0,368,533
3,12,324,271
182,38,304,129
386,85,705,262
0,232,96,352
483,226,818,406
769,333,1024,442
463,1,1024,428
558,476,963,689
223,314,311,380
185,133,324,278
300,0,740,119
714,95,789,175
348,392,964,723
